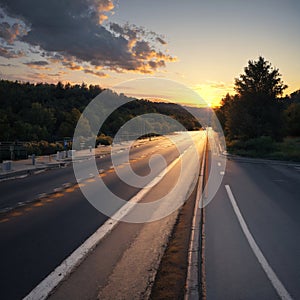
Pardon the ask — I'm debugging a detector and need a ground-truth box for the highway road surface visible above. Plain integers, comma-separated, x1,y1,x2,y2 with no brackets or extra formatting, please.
204,157,300,300
2,129,299,300
0,132,204,300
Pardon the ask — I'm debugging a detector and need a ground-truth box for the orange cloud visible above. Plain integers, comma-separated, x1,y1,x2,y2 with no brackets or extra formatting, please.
0,22,28,44
62,60,83,71
95,0,115,24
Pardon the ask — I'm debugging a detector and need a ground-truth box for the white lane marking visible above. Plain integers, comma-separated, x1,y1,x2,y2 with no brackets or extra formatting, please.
225,185,293,300
37,193,47,199
218,162,221,167
34,170,46,175
62,183,72,188
23,149,186,300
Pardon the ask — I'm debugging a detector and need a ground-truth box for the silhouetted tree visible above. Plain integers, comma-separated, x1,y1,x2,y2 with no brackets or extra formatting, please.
235,56,287,98
290,90,300,104
225,57,287,140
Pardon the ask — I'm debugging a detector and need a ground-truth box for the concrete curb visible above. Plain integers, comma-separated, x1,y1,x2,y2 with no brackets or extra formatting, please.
0,162,70,181
185,137,207,300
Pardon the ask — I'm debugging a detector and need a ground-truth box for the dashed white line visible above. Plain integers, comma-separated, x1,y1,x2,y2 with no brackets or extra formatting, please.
225,185,293,300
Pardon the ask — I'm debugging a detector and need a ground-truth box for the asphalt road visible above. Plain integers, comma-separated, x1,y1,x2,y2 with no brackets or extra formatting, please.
0,132,203,300
205,158,300,300
0,138,177,211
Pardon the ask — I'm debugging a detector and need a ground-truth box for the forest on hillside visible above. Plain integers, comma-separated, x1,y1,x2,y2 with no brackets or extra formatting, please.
0,80,201,143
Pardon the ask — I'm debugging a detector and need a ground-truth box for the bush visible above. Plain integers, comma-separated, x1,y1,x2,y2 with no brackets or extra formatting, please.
96,134,112,146
227,136,276,157
227,136,300,161
25,141,64,156
244,136,275,154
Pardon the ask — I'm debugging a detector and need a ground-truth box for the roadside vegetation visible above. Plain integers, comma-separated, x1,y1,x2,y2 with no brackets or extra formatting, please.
227,136,300,161
215,56,300,161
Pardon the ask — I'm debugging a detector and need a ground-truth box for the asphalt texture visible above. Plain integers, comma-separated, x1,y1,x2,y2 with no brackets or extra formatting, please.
0,134,198,300
205,158,300,300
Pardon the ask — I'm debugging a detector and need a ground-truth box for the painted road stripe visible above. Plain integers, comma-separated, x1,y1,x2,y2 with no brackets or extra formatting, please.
225,185,293,300
23,149,186,300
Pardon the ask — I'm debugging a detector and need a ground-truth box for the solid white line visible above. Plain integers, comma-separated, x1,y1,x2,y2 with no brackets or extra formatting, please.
23,151,185,300
225,185,293,300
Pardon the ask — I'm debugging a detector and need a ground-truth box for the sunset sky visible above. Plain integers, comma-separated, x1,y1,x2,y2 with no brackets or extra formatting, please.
0,0,299,106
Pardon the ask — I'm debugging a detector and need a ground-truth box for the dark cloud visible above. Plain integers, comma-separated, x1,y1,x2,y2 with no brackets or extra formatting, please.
0,0,175,73
84,69,108,78
0,21,27,43
108,22,175,72
0,45,24,58
109,22,140,40
23,60,50,70
156,37,167,45
133,41,152,59
61,60,83,71
24,60,49,66
148,60,166,69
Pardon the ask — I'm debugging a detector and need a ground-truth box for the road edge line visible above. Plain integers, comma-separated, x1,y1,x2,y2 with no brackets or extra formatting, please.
225,184,293,300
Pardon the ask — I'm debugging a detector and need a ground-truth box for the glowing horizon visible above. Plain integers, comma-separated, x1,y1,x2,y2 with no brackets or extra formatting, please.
0,0,299,106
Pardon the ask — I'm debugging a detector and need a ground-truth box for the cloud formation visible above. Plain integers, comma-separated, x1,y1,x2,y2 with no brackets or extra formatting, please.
0,0,175,74
24,60,49,66
156,37,167,45
84,69,108,78
24,60,50,69
0,21,27,44
94,0,115,24
0,45,24,58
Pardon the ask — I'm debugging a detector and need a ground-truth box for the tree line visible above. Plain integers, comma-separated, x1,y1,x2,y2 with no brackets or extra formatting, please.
0,80,201,143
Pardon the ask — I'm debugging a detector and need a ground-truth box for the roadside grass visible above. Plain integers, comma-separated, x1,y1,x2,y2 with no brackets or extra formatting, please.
227,136,300,162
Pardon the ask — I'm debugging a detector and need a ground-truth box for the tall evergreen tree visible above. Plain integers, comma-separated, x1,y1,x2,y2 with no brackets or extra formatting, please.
226,57,287,140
